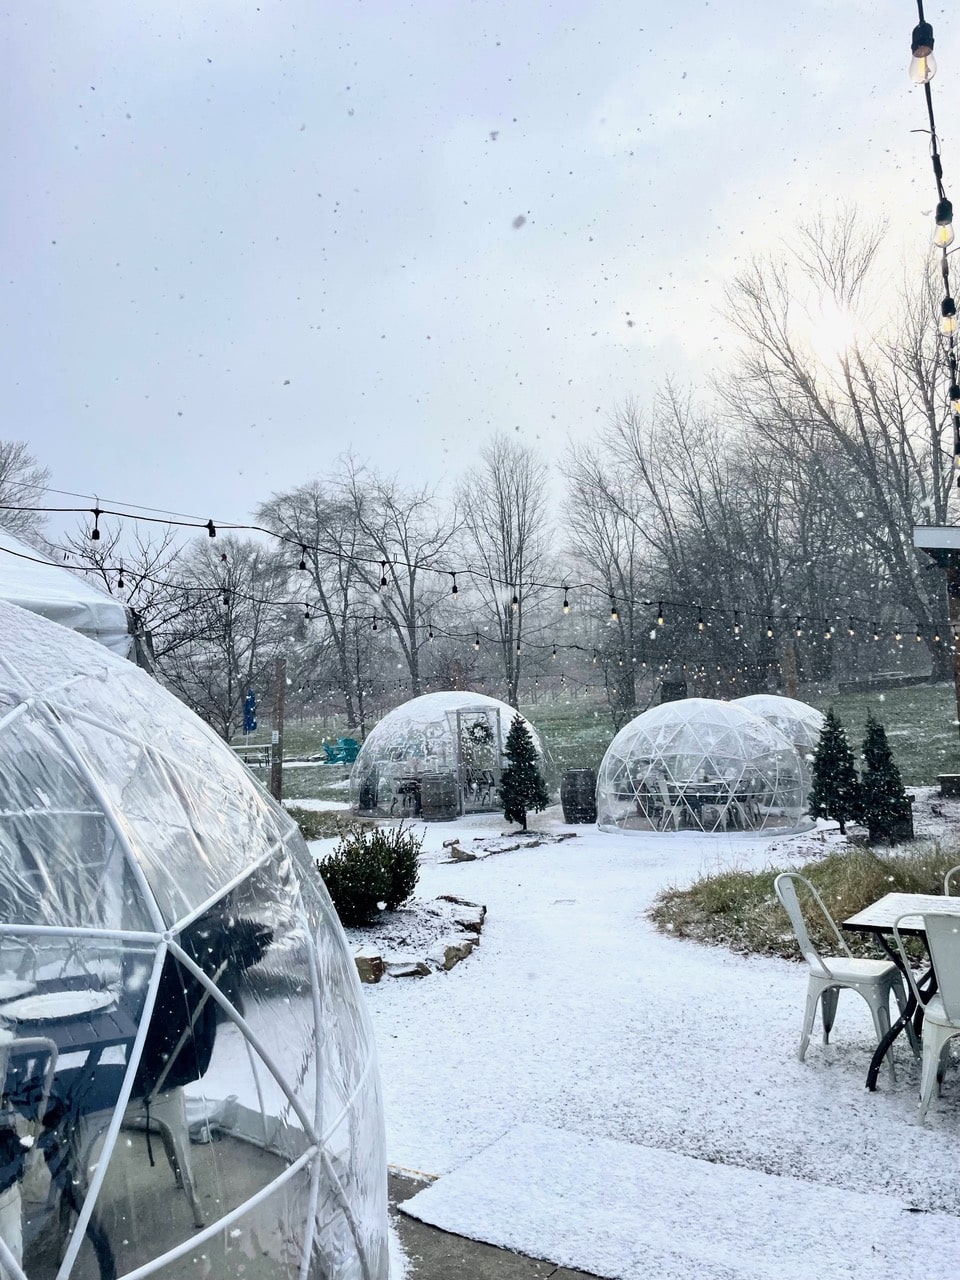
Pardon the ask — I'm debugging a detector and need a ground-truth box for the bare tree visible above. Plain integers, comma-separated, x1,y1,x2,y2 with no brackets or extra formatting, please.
157,536,288,739
0,441,50,546
257,481,367,727
721,209,952,678
340,459,458,695
458,435,552,708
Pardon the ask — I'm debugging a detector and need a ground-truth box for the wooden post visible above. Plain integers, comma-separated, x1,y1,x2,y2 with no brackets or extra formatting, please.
947,567,960,745
270,655,286,802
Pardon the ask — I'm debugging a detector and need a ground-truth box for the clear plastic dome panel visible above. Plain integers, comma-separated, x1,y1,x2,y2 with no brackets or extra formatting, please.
0,600,388,1279
597,698,808,835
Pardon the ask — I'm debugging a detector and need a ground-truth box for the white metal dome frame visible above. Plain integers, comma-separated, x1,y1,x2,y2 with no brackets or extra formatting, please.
596,697,809,835
0,601,386,1280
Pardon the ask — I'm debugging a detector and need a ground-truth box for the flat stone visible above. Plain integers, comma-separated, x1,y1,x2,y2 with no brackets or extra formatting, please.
448,845,478,861
354,947,385,984
440,937,477,970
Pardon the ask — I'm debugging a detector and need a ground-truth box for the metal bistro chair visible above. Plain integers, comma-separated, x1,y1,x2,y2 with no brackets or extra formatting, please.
774,873,912,1077
893,911,960,1121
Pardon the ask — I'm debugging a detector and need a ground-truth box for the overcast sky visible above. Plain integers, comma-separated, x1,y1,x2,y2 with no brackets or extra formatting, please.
0,0,950,533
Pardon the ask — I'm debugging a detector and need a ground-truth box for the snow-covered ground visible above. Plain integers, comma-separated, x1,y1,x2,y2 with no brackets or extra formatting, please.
313,804,960,1278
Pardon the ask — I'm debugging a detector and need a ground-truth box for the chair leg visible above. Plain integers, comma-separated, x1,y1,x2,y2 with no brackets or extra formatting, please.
864,990,895,1082
891,978,921,1057
918,1026,951,1121
149,1114,204,1228
820,987,839,1044
799,980,821,1061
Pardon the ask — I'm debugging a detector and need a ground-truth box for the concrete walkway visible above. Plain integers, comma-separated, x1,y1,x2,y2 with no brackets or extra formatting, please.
389,1173,602,1280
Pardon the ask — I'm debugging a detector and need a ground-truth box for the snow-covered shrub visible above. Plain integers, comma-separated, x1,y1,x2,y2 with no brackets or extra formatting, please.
317,823,422,926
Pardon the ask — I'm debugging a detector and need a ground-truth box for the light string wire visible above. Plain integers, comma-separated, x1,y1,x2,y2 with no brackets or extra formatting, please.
0,532,930,654
910,1,960,479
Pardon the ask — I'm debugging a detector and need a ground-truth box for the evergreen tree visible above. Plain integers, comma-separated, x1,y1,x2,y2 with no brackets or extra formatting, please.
499,713,550,832
860,712,911,842
808,707,862,835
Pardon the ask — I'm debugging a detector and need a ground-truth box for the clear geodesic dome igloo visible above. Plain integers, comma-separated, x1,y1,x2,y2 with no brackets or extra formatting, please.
349,691,546,820
0,601,387,1280
732,693,825,802
596,697,809,835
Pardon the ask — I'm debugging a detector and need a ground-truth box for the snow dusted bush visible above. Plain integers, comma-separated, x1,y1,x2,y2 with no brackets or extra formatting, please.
317,822,422,926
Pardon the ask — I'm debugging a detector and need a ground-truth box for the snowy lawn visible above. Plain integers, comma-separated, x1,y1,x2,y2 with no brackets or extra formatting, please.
309,804,960,1276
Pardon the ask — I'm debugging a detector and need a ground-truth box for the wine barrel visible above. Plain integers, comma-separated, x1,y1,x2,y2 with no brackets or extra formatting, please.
560,768,597,824
420,772,459,821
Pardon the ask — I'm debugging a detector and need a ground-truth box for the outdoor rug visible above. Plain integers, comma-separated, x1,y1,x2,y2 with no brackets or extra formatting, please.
398,1122,960,1280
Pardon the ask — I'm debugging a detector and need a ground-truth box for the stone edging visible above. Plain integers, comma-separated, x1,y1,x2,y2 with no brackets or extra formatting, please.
354,894,487,983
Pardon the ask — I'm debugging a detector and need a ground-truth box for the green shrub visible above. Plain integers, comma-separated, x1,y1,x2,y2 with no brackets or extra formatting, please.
316,822,422,926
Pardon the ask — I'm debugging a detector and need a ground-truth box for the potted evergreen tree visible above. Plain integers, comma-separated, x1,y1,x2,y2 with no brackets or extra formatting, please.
808,707,862,835
860,712,913,843
499,713,550,832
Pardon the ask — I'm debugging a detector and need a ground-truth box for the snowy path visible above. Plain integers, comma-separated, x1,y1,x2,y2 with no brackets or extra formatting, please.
319,810,960,1272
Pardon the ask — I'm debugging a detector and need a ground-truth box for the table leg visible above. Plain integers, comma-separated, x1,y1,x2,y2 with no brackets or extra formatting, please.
864,934,930,1091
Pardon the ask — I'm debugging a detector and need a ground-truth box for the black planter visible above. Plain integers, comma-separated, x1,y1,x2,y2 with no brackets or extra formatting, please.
560,768,597,824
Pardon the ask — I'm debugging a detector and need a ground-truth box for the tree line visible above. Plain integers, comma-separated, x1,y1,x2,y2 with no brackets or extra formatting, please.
3,211,954,740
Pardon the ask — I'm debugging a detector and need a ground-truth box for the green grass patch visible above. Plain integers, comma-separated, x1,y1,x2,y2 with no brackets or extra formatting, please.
648,841,960,959
286,805,376,841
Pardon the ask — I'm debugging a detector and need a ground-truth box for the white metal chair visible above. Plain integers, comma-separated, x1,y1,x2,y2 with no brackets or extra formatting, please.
893,911,960,1121
774,873,912,1077
0,1031,58,1272
656,776,684,830
943,865,960,896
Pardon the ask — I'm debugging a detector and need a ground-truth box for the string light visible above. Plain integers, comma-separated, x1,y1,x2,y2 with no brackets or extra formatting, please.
848,617,856,638
379,561,388,589
511,590,519,612
733,609,740,638
450,572,458,597
117,564,125,591
372,612,378,632
910,18,936,84
206,520,217,538
222,589,230,606
298,545,307,571
935,197,955,248
895,626,902,641
474,632,481,651
304,603,312,622
610,597,618,622
697,606,704,633
656,602,664,626
90,507,101,542
795,617,803,638
941,296,957,336
766,617,774,639
562,586,570,614
873,624,881,641
552,644,557,660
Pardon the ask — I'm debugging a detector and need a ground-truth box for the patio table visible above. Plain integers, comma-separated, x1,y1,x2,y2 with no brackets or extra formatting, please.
841,892,960,1091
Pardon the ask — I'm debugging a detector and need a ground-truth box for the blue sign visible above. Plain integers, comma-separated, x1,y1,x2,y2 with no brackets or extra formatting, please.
243,690,257,734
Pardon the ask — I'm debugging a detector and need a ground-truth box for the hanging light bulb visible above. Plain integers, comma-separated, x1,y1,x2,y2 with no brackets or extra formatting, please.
733,609,740,638
697,607,704,633
372,612,378,632
298,545,307,571
592,650,597,664
222,588,230,606
795,616,803,638
117,564,125,591
474,632,481,651
873,624,880,641
766,617,774,639
552,644,557,660
941,296,957,336
910,21,936,84
895,626,902,641
450,572,458,597
934,198,955,248
304,603,312,622
562,586,570,614
379,561,388,589
848,617,856,638
511,590,519,612
950,382,960,414
515,640,520,656
428,623,434,640
656,602,664,626
206,519,217,538
220,551,228,563
90,507,101,541
610,597,618,622
935,628,942,643
916,627,924,643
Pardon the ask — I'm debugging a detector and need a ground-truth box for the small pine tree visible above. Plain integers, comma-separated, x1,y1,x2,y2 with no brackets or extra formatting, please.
808,707,862,835
499,713,550,832
860,712,911,843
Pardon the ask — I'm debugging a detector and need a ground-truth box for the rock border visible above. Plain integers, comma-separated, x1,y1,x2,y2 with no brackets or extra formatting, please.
353,894,487,983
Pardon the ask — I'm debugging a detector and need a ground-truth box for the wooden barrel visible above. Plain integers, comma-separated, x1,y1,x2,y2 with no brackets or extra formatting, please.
420,772,458,821
560,768,597,824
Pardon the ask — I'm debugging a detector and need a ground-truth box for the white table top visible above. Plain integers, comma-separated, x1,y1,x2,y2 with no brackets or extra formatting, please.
843,892,960,933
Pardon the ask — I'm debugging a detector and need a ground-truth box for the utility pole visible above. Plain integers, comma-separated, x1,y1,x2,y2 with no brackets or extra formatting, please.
270,655,286,801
